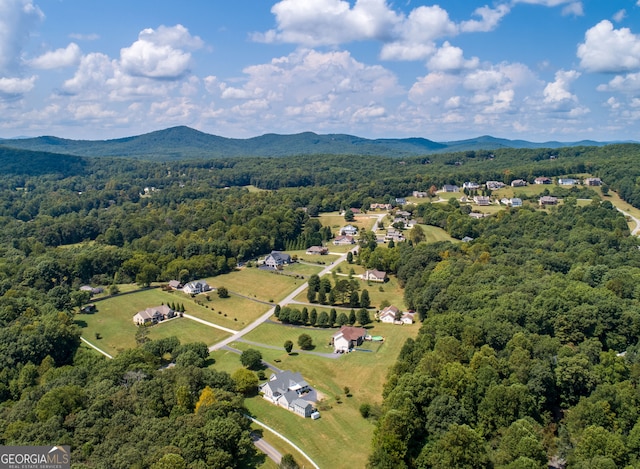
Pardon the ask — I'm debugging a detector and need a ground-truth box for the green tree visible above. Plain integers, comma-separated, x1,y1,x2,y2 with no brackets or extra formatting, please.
298,334,313,350
317,311,329,327
151,453,187,469
349,308,357,325
344,209,355,222
309,308,317,326
337,312,349,326
360,289,371,308
421,424,490,469
284,340,294,354
232,368,258,395
357,308,372,326
349,291,360,308
329,308,337,326
347,251,354,264
240,348,263,370
279,454,300,469
217,286,229,298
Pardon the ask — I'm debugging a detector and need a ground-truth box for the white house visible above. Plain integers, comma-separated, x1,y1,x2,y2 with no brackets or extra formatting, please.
378,305,400,323
340,225,359,236
333,235,355,245
511,179,527,187
183,280,210,295
558,178,578,185
463,182,480,190
259,371,314,418
264,251,292,268
332,326,367,353
473,196,491,206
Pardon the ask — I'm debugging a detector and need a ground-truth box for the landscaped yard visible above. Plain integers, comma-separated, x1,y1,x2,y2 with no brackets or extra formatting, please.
215,321,419,469
205,268,300,303
281,262,325,277
185,293,271,328
76,287,233,355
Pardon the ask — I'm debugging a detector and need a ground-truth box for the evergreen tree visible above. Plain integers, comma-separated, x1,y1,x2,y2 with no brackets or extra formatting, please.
337,312,349,326
309,308,317,326
360,289,371,308
329,308,337,326
301,308,309,325
318,289,327,304
349,309,357,325
357,308,371,326
349,291,360,307
317,311,329,327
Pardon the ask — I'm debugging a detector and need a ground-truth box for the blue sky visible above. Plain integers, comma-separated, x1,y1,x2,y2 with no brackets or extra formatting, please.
1,0,639,142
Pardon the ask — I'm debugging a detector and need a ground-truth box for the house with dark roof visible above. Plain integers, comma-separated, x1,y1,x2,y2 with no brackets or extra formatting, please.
539,196,558,206
534,177,552,185
264,251,292,269
442,184,460,192
259,371,314,417
333,235,355,245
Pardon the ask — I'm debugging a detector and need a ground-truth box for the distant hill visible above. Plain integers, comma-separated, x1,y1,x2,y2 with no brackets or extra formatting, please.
0,146,87,176
0,126,624,161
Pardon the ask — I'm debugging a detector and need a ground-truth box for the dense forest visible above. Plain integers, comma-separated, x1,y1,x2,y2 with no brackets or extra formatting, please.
1,142,640,467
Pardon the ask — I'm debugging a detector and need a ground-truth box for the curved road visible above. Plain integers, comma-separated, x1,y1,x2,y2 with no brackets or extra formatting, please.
208,212,385,352
617,207,640,236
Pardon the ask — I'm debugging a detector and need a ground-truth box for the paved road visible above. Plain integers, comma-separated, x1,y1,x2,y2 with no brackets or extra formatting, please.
246,415,320,469
251,432,282,465
617,207,640,236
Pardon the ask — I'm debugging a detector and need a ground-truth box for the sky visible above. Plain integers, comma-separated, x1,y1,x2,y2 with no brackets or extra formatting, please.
1,0,640,142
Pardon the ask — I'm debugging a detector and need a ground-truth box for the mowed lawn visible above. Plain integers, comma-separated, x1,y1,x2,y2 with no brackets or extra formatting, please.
224,322,419,468
205,268,299,303
184,293,271,329
76,287,230,355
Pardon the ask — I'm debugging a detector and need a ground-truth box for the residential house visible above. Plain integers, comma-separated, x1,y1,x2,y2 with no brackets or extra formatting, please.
442,184,460,192
485,181,506,190
80,304,96,314
306,246,328,255
511,179,527,187
370,203,392,210
363,269,387,283
461,236,474,243
133,304,175,326
332,326,367,353
168,280,181,289
80,285,103,295
585,177,603,186
534,177,552,185
395,198,406,205
259,371,314,418
473,196,491,206
378,305,400,323
501,197,523,207
333,235,355,245
539,196,558,206
349,207,362,215
264,251,292,269
463,181,480,190
413,191,429,198
396,210,411,218
469,212,488,219
340,225,358,236
384,229,405,243
183,280,210,295
558,178,578,185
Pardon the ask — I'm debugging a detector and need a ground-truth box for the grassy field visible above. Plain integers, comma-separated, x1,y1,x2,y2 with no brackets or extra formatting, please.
598,188,640,231
205,268,299,303
184,293,271,328
281,262,325,277
286,249,341,264
219,321,419,468
76,288,234,355
317,212,378,236
419,224,456,243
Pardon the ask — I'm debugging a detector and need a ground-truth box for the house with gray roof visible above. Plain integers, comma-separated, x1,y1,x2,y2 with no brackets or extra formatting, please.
264,251,292,269
133,304,175,326
259,370,314,418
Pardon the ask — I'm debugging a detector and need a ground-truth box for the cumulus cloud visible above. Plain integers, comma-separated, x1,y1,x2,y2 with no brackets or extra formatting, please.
597,73,640,92
215,49,400,126
427,42,479,72
0,75,36,95
460,4,511,33
544,69,580,103
577,20,640,73
0,0,43,74
612,10,626,23
255,0,401,46
120,24,203,79
30,43,81,69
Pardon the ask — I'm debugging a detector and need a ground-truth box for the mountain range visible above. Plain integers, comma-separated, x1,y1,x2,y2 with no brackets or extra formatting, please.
0,126,625,161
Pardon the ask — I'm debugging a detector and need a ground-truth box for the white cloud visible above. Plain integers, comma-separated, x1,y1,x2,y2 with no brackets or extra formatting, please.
30,43,81,69
427,42,479,72
62,52,115,95
0,0,43,74
544,69,580,103
612,10,626,23
460,4,511,33
69,33,99,41
597,73,640,92
120,24,203,79
577,20,640,73
0,75,35,95
256,0,401,46
561,2,583,16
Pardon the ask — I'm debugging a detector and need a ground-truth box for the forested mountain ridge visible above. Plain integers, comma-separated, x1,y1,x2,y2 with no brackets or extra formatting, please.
0,125,622,160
